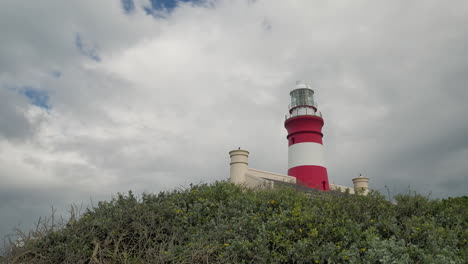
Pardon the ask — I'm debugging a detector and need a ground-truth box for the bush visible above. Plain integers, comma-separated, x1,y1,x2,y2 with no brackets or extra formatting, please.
4,182,467,263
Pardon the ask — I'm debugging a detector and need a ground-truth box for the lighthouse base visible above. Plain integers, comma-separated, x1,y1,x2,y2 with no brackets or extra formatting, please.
288,165,329,191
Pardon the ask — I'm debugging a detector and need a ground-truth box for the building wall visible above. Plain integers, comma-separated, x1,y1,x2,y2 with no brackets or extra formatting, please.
247,168,296,184
329,184,355,194
242,167,357,194
229,149,368,195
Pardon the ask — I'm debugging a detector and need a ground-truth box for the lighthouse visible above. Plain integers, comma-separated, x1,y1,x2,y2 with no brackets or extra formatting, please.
284,81,329,191
228,81,368,194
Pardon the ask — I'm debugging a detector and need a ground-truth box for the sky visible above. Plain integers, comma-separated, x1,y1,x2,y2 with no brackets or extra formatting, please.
1,0,468,243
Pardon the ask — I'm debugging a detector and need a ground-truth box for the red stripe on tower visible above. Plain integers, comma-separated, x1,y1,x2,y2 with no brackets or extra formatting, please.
284,81,329,191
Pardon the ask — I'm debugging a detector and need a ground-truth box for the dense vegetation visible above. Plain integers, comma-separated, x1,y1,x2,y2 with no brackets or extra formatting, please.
4,181,467,263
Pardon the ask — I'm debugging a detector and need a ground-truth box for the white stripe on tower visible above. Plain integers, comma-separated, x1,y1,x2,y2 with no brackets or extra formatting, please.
288,142,325,169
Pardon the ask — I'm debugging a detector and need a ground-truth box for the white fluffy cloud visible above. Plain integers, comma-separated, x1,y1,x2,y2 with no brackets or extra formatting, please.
1,0,467,240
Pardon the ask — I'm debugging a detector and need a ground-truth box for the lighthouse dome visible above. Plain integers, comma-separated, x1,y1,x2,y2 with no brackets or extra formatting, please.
295,80,312,89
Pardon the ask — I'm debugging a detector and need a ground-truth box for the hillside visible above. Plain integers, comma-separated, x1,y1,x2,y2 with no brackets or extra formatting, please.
4,182,467,263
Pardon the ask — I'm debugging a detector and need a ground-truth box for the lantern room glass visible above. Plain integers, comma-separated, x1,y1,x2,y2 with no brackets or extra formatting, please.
290,88,315,108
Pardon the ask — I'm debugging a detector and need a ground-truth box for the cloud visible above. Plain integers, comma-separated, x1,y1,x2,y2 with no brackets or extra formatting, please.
74,33,101,62
1,0,467,243
0,89,40,140
50,71,62,79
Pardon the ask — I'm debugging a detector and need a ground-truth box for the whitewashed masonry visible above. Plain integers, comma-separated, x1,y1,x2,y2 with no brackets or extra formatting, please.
229,149,369,195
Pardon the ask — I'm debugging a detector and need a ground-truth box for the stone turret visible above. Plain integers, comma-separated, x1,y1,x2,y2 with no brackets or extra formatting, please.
229,149,249,185
352,174,369,195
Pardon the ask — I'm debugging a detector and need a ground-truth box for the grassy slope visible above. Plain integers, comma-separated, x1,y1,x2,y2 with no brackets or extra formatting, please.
4,181,468,263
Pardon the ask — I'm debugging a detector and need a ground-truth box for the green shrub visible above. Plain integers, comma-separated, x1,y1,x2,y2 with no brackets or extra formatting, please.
4,182,467,263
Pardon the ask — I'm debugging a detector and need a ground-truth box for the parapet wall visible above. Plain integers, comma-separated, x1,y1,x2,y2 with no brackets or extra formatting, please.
329,184,355,194
247,168,296,184
229,149,369,195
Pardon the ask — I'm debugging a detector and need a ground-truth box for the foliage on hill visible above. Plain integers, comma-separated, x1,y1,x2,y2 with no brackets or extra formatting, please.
4,181,468,263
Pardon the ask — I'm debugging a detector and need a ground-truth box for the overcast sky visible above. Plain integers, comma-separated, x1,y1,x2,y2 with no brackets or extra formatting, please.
1,0,467,242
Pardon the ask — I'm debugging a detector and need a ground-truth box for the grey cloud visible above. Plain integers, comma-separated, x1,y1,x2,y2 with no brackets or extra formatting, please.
0,89,38,140
74,33,101,62
0,0,157,76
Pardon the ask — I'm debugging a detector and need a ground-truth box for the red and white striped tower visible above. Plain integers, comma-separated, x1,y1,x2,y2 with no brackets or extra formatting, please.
284,81,329,191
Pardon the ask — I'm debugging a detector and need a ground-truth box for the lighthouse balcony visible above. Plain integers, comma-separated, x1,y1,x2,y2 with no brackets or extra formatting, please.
289,101,317,109
285,107,322,120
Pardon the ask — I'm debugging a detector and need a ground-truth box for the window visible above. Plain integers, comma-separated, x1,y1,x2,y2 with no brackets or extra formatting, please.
291,89,314,107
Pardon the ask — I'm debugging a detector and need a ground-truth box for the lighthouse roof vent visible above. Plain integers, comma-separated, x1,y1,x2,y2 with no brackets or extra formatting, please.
295,80,312,90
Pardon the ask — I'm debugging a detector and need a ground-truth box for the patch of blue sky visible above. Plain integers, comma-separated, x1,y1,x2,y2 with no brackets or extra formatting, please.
20,87,51,110
121,0,204,15
50,71,62,78
153,0,203,10
121,0,135,14
74,33,101,62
